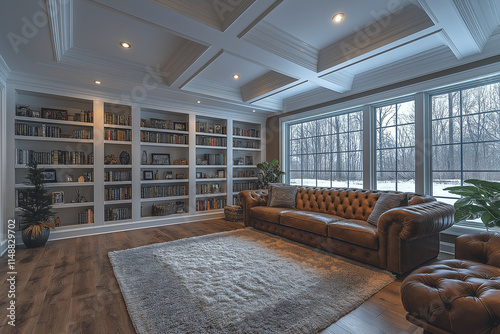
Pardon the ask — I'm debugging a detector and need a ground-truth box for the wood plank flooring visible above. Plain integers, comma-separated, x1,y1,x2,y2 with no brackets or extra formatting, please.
0,219,441,333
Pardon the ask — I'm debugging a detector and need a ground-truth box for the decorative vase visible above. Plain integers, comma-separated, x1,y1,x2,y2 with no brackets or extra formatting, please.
21,227,50,248
119,151,130,165
142,150,148,164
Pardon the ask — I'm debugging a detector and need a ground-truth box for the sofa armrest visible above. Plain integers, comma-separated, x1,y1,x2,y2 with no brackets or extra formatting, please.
378,201,455,241
455,232,500,268
238,190,268,226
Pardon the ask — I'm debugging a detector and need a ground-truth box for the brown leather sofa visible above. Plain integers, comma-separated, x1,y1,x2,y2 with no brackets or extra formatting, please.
401,232,500,334
238,187,455,274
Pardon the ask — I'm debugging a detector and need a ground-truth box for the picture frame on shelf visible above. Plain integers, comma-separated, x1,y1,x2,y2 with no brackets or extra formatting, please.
143,171,153,180
174,122,186,131
41,107,68,120
217,170,225,178
196,172,202,179
16,105,30,117
245,156,253,165
51,191,64,204
165,171,173,179
214,124,222,134
151,153,170,165
31,110,41,118
42,170,57,183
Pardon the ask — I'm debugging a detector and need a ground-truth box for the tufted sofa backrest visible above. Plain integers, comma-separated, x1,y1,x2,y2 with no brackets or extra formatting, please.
295,187,435,221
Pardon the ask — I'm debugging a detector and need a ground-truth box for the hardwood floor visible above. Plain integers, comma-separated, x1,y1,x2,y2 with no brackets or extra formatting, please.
0,219,438,334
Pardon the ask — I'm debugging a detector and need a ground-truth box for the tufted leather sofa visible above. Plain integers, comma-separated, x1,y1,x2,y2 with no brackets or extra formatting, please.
238,187,455,274
401,232,500,334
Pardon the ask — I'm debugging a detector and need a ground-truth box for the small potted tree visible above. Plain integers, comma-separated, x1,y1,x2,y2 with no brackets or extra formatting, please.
444,179,500,231
256,159,285,189
19,162,55,248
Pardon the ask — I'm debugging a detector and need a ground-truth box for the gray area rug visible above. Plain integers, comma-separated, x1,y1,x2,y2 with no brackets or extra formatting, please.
109,228,395,334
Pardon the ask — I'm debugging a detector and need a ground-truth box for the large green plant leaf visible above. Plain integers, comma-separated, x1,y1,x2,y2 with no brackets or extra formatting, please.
443,186,480,197
465,179,500,194
454,204,485,221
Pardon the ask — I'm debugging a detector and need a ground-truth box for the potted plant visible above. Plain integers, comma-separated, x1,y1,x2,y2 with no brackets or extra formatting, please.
444,179,500,231
19,162,55,248
256,159,285,189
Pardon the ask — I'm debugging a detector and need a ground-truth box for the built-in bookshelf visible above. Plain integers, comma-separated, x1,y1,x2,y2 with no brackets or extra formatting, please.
9,89,265,240
14,91,95,228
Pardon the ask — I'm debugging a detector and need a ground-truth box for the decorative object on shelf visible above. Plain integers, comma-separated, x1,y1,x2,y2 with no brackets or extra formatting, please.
224,205,243,222
41,107,68,120
176,201,185,213
55,217,61,227
256,159,285,189
155,170,160,180
119,151,130,165
174,122,187,131
78,176,85,182
235,157,244,165
196,172,202,179
51,191,65,204
18,162,55,248
176,173,185,179
245,156,253,165
65,175,73,182
143,170,153,180
16,105,31,117
74,189,86,203
105,153,120,165
444,179,500,231
218,170,225,178
152,153,170,165
214,124,222,134
142,150,148,164
165,171,173,179
41,169,57,182
31,110,41,118
152,202,176,216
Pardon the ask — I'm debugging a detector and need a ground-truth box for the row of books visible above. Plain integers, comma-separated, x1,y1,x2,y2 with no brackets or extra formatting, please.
141,132,188,144
73,110,93,123
196,198,226,211
104,186,132,201
15,149,94,165
78,209,94,224
104,128,131,141
196,136,227,147
141,185,188,199
196,183,223,195
233,182,257,192
233,140,260,149
198,154,226,165
16,123,62,138
233,170,256,178
104,170,131,182
104,112,131,126
196,121,227,134
233,127,260,138
105,207,131,221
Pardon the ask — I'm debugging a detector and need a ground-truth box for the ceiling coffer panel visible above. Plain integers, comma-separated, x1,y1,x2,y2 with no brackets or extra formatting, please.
150,0,255,31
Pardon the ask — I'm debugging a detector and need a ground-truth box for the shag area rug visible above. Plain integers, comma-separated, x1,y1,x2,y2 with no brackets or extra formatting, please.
109,228,395,334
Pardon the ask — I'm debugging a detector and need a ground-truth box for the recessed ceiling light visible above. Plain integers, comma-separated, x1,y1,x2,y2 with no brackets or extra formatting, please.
197,100,201,104
120,41,131,49
233,74,240,79
252,110,256,112
94,80,102,85
332,13,344,23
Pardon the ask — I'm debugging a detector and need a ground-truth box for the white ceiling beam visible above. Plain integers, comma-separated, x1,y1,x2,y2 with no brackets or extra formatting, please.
418,0,500,59
46,0,73,62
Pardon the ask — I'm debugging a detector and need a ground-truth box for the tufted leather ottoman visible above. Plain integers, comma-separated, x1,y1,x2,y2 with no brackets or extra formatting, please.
401,232,500,334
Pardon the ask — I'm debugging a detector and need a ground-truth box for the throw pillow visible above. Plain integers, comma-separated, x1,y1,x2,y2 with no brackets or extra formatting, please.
268,184,297,208
367,193,408,226
267,183,287,206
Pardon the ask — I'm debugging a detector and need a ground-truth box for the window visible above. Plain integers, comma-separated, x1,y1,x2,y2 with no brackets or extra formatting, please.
288,110,363,187
431,82,500,206
375,101,415,191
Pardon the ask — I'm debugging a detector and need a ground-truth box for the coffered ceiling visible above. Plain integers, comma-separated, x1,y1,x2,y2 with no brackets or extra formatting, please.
0,0,499,116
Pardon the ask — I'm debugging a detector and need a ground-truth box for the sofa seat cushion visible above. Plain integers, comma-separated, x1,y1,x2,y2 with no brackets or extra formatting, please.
328,220,379,250
250,206,295,224
280,211,342,236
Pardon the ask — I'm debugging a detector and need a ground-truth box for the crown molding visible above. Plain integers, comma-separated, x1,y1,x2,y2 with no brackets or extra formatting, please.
163,40,209,86
319,71,354,93
0,54,11,83
241,21,318,71
8,70,270,121
318,4,434,72
241,71,298,102
47,0,73,62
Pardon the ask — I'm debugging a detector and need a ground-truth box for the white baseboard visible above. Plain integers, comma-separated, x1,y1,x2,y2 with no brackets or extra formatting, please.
15,211,225,245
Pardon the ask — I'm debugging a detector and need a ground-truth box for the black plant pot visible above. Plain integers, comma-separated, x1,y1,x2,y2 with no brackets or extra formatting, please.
22,227,50,248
